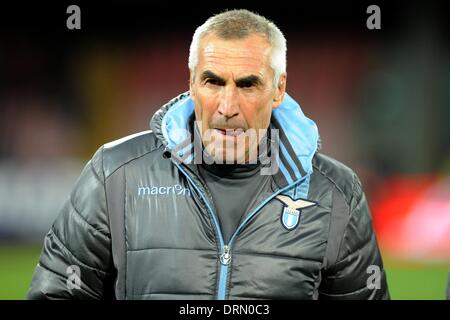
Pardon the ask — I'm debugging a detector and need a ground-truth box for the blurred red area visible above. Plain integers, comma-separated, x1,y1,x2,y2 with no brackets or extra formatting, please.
372,175,450,261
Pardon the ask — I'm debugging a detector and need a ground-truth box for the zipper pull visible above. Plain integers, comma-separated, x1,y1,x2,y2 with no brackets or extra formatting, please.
220,245,231,265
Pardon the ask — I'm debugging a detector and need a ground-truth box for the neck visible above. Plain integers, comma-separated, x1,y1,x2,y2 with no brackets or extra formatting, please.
199,161,261,179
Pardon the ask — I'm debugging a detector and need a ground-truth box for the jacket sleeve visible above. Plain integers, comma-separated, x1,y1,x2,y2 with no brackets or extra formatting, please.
319,174,390,300
27,147,115,299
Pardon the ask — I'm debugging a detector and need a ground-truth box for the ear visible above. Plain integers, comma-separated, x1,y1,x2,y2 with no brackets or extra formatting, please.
272,73,287,109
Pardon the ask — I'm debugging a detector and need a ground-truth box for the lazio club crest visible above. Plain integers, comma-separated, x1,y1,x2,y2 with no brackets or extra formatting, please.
276,195,317,230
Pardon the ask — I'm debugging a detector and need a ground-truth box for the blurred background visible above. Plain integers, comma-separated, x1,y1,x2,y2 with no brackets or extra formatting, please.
0,0,449,299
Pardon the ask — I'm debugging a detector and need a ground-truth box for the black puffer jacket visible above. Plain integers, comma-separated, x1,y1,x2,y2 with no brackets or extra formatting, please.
27,92,389,299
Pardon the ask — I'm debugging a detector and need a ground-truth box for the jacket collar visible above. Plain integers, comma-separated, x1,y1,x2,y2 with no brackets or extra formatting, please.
150,92,319,189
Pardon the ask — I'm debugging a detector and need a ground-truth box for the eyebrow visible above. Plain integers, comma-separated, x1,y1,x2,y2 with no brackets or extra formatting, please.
200,70,225,85
200,70,262,87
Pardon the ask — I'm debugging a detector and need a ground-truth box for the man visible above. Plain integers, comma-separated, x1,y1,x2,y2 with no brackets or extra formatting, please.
28,9,389,299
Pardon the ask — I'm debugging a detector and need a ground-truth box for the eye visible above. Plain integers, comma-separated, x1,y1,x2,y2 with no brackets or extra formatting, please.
205,78,223,86
237,80,255,88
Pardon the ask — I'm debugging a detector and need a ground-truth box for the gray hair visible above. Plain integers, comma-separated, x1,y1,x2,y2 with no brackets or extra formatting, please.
188,9,287,87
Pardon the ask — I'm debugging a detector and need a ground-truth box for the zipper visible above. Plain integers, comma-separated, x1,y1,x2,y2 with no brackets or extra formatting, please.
173,159,307,300
217,245,231,299
220,245,231,265
173,162,228,299
216,175,308,299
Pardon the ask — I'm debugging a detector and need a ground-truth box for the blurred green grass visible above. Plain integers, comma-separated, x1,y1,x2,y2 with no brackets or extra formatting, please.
0,245,41,300
384,259,449,300
0,245,448,299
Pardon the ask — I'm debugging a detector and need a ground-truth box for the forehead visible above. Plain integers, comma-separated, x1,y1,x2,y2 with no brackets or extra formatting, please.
197,33,272,75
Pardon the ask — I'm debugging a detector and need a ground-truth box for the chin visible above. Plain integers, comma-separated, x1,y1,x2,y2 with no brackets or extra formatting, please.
218,147,250,164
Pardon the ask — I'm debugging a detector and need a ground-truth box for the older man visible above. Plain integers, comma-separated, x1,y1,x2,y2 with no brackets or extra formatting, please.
28,9,389,300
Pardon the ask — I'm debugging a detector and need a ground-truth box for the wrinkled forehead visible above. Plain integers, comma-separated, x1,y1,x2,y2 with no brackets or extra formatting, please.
197,33,273,74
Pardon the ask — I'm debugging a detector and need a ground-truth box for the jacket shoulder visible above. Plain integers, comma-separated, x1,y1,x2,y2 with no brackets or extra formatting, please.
90,130,164,179
312,152,359,206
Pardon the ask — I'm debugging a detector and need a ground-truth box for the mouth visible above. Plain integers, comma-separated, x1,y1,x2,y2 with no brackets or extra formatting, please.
214,128,245,137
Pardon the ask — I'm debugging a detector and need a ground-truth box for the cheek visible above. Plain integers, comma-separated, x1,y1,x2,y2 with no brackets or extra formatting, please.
194,92,217,125
242,101,273,129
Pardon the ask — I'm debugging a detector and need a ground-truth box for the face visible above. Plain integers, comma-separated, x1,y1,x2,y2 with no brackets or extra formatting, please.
190,33,286,163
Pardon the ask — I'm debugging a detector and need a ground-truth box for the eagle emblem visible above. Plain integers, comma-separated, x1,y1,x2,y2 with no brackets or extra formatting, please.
276,195,317,230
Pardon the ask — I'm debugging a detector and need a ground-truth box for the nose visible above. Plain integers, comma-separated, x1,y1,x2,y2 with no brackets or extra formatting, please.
218,85,239,120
